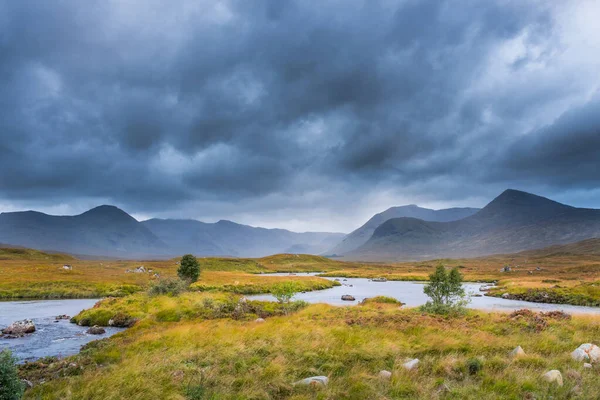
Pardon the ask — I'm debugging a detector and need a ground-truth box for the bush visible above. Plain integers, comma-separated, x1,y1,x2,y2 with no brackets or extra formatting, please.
0,349,24,400
271,281,299,304
178,254,200,283
421,265,469,315
466,358,483,375
148,278,189,297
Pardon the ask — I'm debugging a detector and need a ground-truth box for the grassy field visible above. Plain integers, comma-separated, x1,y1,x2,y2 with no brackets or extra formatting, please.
20,293,600,399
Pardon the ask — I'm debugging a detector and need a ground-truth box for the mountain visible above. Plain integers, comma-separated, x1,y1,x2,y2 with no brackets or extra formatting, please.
0,206,344,258
327,205,479,255
141,218,344,258
346,189,600,261
0,205,167,258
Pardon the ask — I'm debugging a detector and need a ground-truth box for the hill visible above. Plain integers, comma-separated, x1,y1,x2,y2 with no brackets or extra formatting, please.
142,218,344,258
0,206,167,258
327,205,479,255
0,206,344,258
517,237,600,258
347,189,600,261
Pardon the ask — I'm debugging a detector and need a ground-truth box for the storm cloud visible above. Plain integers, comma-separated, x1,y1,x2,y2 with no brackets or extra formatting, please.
1,0,599,232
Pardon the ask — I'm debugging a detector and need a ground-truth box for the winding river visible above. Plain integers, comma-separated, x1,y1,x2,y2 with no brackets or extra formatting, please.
0,299,123,362
250,273,600,314
3,275,600,361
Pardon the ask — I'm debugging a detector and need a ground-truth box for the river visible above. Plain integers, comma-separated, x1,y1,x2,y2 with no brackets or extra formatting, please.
0,299,123,362
249,273,600,314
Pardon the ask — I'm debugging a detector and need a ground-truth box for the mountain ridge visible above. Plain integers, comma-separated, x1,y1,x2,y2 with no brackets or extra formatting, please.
346,189,600,261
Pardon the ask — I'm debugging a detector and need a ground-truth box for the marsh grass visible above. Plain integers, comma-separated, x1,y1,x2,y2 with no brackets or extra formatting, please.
22,299,600,400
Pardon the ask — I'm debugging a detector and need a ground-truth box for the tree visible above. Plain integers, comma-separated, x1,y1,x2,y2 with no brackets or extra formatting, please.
422,265,469,314
0,349,24,400
271,281,299,304
177,254,200,283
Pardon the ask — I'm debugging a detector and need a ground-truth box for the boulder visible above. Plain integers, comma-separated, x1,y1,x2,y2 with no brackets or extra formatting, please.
501,293,511,299
571,343,600,362
378,370,392,379
341,295,356,301
1,319,36,336
86,325,106,335
541,370,563,386
402,359,419,370
255,318,265,323
294,376,328,387
510,346,526,358
21,379,34,389
584,363,593,369
55,314,70,320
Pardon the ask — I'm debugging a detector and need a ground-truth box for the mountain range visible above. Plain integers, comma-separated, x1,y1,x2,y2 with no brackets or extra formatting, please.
344,189,600,261
0,206,343,258
327,205,480,255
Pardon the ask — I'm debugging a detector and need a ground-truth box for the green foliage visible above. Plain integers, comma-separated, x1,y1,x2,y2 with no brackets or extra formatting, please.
466,358,483,375
361,296,403,305
148,278,189,297
0,349,24,400
421,265,469,315
270,281,299,304
178,254,200,283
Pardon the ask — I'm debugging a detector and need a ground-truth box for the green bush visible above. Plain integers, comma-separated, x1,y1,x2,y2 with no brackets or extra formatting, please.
178,254,200,283
271,281,299,304
148,278,188,297
466,358,483,375
421,265,469,315
0,349,24,400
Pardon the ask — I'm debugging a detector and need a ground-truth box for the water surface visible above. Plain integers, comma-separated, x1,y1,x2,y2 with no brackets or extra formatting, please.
0,299,123,362
250,273,600,314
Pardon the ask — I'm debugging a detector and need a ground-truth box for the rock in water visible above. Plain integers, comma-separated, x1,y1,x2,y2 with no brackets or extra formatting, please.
378,370,392,379
341,295,356,301
402,359,419,370
510,346,526,358
86,325,106,335
541,370,563,386
571,343,600,362
294,376,328,387
1,319,36,336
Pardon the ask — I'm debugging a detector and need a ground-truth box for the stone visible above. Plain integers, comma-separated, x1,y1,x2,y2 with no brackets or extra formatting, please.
571,343,600,362
55,314,70,320
1,319,36,336
341,295,356,301
378,370,392,379
510,346,526,358
21,379,34,389
294,376,328,387
501,293,511,299
402,358,419,370
541,370,563,386
566,369,581,381
584,363,593,369
86,325,106,335
255,318,265,323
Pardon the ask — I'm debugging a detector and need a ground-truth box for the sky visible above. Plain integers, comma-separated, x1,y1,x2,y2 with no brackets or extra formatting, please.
1,0,600,233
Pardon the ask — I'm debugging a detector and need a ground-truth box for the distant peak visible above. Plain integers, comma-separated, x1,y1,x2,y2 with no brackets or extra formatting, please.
482,189,571,214
80,205,135,220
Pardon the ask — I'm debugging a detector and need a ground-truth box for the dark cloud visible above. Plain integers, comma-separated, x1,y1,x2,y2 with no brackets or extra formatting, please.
0,0,598,231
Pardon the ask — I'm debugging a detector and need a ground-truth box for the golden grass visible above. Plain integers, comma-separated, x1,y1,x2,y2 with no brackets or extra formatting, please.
22,299,600,399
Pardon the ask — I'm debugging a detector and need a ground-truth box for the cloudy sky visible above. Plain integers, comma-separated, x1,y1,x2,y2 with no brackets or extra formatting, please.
1,0,599,233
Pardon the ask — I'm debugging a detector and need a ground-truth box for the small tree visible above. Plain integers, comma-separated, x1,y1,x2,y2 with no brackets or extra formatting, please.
271,281,299,307
0,349,24,400
178,254,200,283
422,265,469,314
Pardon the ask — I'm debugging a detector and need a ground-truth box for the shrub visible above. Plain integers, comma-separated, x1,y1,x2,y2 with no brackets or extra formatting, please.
271,281,299,304
421,265,469,315
178,254,200,283
0,349,24,400
466,358,483,375
148,278,189,297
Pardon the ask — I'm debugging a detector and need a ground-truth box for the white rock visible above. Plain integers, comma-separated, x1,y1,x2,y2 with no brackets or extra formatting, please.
294,376,328,386
571,344,600,362
255,318,265,323
510,346,526,358
584,363,593,369
378,370,392,379
541,370,563,386
402,359,419,370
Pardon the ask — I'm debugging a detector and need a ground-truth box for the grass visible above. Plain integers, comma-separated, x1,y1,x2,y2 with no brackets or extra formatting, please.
20,295,600,399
